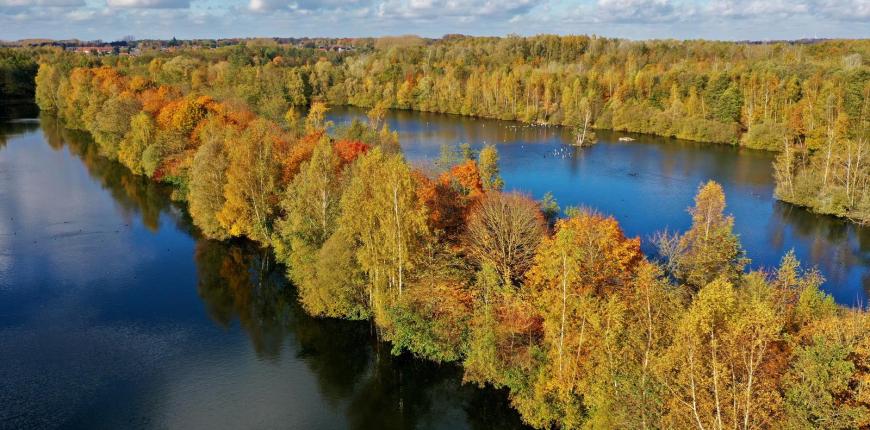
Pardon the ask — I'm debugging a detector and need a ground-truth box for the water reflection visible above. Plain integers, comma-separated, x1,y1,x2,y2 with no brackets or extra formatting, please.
0,103,40,148
2,102,866,428
1,104,528,429
39,113,182,233
192,238,528,429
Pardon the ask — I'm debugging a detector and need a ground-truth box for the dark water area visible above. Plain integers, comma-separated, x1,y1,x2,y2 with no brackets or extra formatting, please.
2,102,869,429
0,105,529,429
330,106,870,305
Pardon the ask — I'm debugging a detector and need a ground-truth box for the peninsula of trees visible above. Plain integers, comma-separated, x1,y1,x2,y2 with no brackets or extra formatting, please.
28,37,870,429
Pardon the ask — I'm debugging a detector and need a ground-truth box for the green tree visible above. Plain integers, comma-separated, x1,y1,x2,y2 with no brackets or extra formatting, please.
188,119,231,239
118,112,156,175
539,192,560,227
784,315,870,429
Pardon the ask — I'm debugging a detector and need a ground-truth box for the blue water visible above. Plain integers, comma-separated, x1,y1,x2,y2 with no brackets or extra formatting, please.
331,106,869,305
0,105,527,429
1,101,866,429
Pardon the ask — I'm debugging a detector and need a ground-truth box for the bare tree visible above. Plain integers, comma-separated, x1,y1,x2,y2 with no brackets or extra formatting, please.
465,192,546,287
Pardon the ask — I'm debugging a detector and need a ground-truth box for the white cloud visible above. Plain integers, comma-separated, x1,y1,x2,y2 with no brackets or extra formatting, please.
802,0,869,21
706,0,868,21
66,7,95,19
107,0,189,8
248,0,369,13
707,0,808,18
375,0,543,20
0,0,83,5
595,0,691,23
1,0,868,41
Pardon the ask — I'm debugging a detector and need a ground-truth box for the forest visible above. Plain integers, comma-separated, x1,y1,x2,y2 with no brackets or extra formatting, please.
0,48,39,100
28,38,870,429
24,35,870,222
327,36,869,222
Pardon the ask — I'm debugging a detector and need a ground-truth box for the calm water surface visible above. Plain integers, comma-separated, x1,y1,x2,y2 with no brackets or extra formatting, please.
2,103,868,429
0,104,527,430
330,106,869,305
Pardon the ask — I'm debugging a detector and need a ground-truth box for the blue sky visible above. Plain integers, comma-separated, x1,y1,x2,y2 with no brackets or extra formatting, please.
1,0,868,41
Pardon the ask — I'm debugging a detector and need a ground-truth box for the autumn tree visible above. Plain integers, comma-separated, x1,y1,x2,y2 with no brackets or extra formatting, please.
218,118,283,243
337,147,430,324
529,212,641,392
274,139,351,316
305,101,330,133
661,275,784,430
367,99,388,130
784,312,870,429
188,117,232,239
387,242,474,362
465,192,546,287
91,93,142,158
478,144,504,191
667,181,748,288
118,112,156,175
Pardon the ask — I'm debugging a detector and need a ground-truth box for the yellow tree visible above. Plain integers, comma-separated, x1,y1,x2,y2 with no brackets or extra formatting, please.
337,147,429,325
523,210,642,428
305,101,330,133
608,260,682,429
274,140,349,316
218,119,282,243
478,144,504,191
662,276,783,430
188,117,233,239
672,181,748,288
118,112,156,175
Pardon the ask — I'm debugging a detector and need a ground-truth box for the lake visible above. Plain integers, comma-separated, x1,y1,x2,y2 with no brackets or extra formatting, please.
0,102,867,429
0,104,528,430
330,106,869,306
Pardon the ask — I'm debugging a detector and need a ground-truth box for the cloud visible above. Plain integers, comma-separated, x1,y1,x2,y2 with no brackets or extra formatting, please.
107,0,189,8
375,0,543,20
246,0,543,20
1,0,868,41
794,0,869,21
248,0,369,13
595,0,691,23
0,0,83,5
705,0,868,21
0,0,84,10
706,0,808,18
65,7,95,19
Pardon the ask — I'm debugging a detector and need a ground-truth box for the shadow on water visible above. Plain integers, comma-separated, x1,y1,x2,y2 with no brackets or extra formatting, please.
1,102,529,429
192,238,529,429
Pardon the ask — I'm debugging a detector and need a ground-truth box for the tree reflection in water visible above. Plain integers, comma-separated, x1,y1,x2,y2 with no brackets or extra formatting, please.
193,238,529,429
34,108,529,429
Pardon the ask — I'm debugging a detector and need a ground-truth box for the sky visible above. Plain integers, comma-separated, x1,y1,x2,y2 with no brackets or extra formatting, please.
0,0,868,42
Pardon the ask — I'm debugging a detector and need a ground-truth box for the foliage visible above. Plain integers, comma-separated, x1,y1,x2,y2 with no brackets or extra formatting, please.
663,181,748,288
35,46,870,430
465,192,546,287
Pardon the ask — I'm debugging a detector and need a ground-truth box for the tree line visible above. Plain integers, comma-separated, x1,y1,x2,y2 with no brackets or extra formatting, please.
33,44,870,429
29,36,869,222
325,36,869,223
0,48,41,99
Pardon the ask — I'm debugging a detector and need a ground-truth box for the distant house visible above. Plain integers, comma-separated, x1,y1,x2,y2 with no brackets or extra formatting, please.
69,46,114,55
